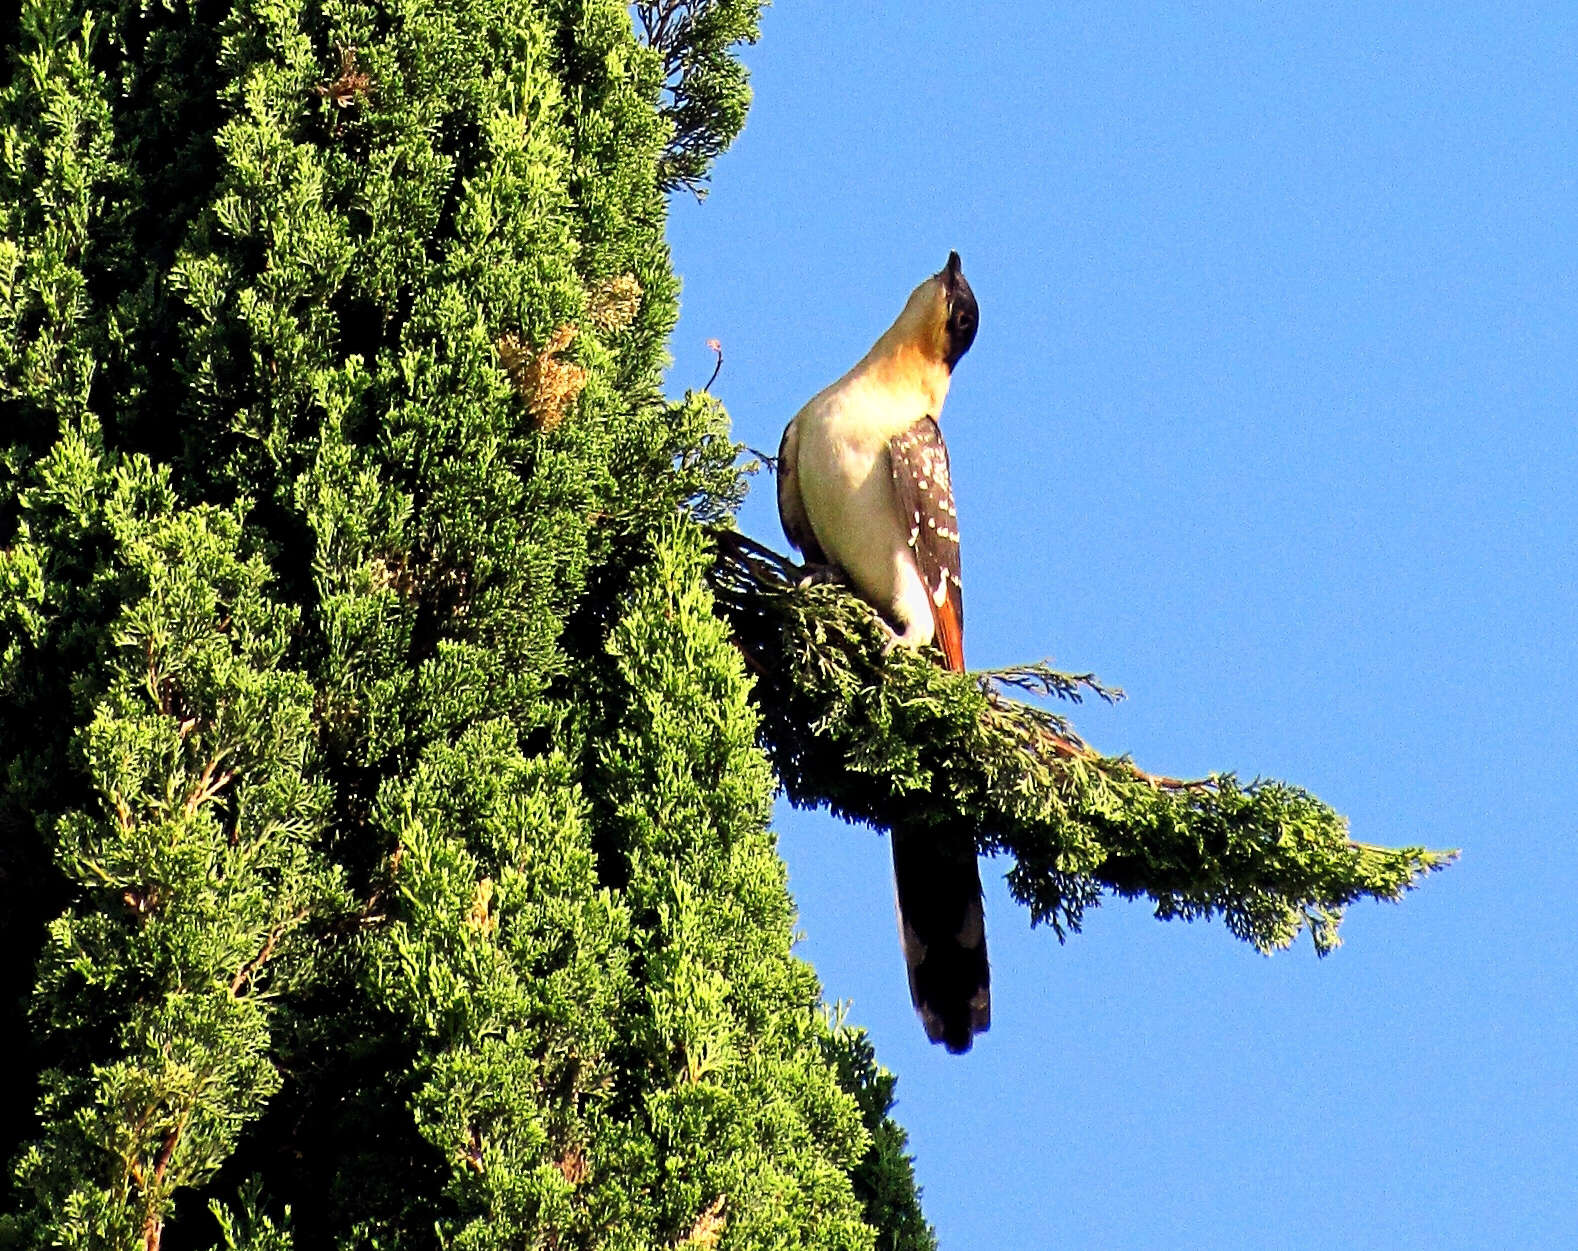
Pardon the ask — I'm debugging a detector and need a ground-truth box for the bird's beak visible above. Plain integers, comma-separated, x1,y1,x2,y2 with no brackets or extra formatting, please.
944,251,963,277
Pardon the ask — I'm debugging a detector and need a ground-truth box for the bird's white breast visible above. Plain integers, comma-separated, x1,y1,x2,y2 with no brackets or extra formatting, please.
793,375,938,642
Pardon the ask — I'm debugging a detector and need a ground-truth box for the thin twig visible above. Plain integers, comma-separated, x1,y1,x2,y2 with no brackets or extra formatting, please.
230,910,308,995
183,752,235,817
141,1119,184,1251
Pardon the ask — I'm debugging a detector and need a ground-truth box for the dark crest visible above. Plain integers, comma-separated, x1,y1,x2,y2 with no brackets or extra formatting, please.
941,251,979,370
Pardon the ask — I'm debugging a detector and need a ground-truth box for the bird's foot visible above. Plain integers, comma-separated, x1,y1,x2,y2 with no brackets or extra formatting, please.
796,563,848,588
878,618,932,657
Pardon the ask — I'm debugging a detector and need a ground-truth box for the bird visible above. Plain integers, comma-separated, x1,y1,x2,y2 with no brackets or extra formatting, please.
776,251,987,1052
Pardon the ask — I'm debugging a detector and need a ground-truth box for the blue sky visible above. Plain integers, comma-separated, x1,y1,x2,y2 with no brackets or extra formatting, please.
667,5,1578,1247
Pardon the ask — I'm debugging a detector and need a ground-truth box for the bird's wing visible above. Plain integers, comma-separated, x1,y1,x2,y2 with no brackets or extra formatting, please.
776,414,828,565
888,416,964,671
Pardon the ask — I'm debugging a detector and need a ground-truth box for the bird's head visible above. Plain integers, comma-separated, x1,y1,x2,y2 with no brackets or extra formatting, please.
888,251,979,373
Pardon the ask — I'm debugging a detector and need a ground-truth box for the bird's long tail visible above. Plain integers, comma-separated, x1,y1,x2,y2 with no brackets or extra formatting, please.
891,825,990,1053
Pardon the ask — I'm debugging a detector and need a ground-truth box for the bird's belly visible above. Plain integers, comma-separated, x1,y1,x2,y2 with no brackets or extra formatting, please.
798,427,934,642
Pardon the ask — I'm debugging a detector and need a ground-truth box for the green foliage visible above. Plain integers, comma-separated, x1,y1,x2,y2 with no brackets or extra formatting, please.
364,729,635,1246
634,1,765,196
820,1025,938,1251
0,424,345,1249
582,520,874,1249
208,1181,294,1251
711,531,1455,956
1,0,922,1247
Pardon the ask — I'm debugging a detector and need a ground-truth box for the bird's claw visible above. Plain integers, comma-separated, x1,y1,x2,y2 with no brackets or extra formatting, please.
796,563,848,588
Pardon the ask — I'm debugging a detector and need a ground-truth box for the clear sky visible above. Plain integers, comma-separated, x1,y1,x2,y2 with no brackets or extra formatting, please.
667,5,1578,1247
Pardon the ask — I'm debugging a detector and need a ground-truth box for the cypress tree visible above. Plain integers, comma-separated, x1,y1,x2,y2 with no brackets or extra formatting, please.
0,4,1448,1249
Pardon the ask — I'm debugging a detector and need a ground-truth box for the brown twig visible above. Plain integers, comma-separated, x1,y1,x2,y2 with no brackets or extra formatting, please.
141,1121,184,1251
461,1125,486,1174
183,752,235,817
230,909,308,995
313,44,372,110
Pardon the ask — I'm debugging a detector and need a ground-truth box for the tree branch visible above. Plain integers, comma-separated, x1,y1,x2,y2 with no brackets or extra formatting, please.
707,527,1455,955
